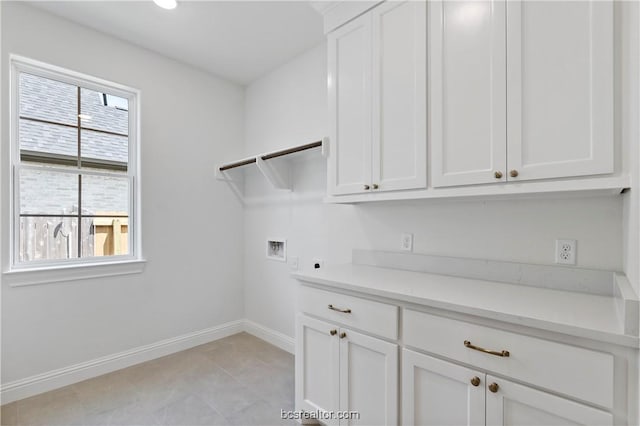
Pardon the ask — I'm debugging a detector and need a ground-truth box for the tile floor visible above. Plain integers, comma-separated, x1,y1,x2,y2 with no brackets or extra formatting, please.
1,333,295,426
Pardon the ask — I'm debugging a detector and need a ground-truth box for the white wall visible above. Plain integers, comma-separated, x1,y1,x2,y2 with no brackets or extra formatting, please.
621,1,640,297
243,43,625,339
1,0,634,408
617,2,640,423
243,43,330,338
1,3,245,384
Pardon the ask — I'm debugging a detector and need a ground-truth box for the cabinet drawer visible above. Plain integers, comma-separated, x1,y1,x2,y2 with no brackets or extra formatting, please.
403,309,614,408
299,286,398,340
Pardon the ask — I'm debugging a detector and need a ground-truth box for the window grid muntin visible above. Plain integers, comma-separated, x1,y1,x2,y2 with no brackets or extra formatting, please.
11,57,138,269
19,115,129,138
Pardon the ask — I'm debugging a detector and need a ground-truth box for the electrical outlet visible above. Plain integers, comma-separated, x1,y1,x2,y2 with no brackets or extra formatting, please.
312,258,324,269
401,233,413,252
555,239,576,265
288,256,299,271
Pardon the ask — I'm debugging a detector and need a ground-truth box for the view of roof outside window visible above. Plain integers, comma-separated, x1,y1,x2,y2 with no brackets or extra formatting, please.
17,72,131,263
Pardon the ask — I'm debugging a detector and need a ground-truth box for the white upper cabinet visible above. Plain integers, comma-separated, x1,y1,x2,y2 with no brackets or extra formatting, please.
371,0,427,192
433,0,614,187
324,0,619,200
328,0,427,195
506,0,614,182
431,1,507,187
328,13,373,196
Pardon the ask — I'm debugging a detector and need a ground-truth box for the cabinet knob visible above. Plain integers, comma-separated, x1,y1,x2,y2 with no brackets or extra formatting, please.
470,376,481,387
494,171,503,179
364,184,370,190
488,382,499,393
372,183,379,190
339,332,347,339
509,170,519,178
329,329,337,336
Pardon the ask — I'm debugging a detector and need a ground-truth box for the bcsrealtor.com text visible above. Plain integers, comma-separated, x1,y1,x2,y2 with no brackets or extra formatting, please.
281,409,361,421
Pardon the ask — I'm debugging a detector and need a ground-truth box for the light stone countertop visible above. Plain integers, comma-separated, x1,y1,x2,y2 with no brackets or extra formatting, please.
293,264,640,348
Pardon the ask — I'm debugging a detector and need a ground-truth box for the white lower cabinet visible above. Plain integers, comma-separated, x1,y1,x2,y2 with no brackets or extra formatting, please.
402,349,613,426
296,313,398,425
402,349,484,426
296,315,340,421
485,376,613,426
296,286,625,425
340,327,398,425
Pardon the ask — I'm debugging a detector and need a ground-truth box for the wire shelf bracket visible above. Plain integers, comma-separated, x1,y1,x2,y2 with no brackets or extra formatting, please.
215,137,327,194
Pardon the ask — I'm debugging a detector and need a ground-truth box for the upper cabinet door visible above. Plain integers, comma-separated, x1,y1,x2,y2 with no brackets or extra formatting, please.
506,0,614,182
328,14,373,196
431,0,507,188
371,0,427,192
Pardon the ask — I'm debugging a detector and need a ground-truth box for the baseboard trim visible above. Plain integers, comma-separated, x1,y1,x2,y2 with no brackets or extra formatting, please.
0,319,244,405
243,319,295,354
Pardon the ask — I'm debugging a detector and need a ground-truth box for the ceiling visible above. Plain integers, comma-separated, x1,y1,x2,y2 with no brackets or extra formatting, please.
29,1,325,85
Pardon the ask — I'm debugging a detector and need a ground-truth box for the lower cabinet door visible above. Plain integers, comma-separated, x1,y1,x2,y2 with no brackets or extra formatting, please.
402,349,485,426
339,328,398,425
295,314,340,425
485,375,613,426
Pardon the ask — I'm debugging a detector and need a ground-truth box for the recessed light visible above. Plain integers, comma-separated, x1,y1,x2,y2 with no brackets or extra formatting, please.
153,0,177,10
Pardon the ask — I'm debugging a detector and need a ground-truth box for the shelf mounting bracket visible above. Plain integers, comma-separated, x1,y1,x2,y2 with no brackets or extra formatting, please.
256,157,291,191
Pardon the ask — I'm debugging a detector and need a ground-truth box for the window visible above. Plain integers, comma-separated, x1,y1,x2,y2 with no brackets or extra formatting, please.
10,57,140,271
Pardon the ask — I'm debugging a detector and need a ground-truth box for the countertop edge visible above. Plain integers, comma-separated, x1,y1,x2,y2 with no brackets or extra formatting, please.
292,271,640,349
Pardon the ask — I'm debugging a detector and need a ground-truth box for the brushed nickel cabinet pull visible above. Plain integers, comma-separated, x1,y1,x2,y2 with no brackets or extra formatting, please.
470,376,481,387
488,382,499,393
328,304,351,314
329,329,337,336
340,332,347,339
464,340,510,357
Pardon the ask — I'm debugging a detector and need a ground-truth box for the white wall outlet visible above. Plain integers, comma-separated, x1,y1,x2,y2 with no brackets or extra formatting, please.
555,239,577,265
401,233,413,252
312,258,324,269
288,256,299,271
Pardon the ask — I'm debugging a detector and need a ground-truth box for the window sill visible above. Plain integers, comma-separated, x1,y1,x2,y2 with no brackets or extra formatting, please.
3,259,146,287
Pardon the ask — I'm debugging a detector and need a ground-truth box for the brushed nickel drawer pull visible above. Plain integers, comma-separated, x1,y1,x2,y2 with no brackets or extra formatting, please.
328,304,351,314
464,340,510,357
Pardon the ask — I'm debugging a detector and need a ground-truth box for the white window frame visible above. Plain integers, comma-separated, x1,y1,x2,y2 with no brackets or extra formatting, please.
4,55,144,286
